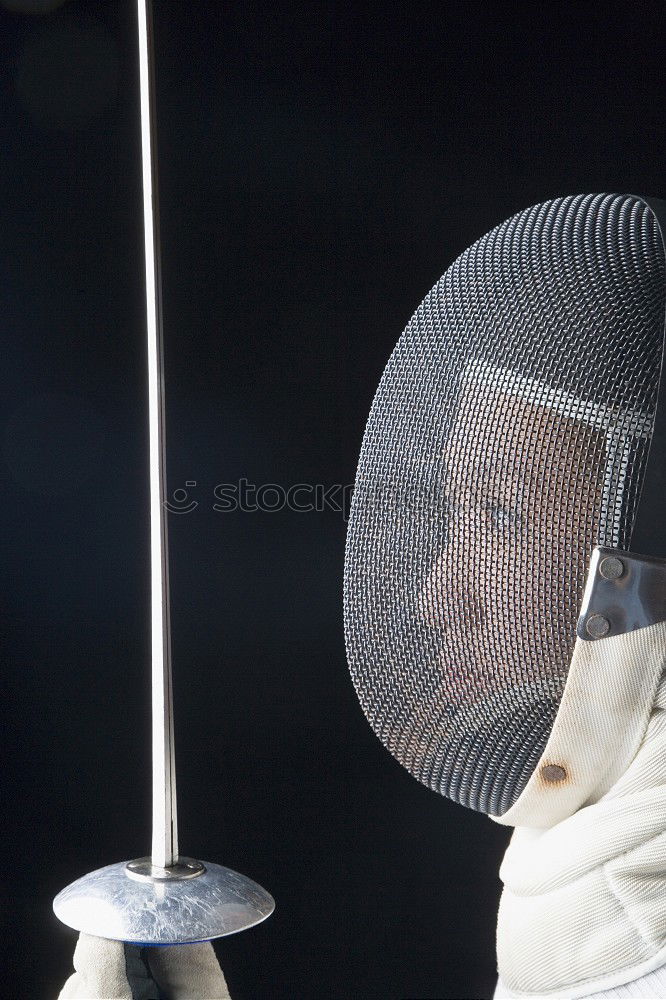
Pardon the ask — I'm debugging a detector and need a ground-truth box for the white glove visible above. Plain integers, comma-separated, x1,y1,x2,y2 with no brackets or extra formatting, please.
58,932,231,999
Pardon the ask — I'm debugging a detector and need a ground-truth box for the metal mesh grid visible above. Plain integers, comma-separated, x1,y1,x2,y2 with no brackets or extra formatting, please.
344,194,665,815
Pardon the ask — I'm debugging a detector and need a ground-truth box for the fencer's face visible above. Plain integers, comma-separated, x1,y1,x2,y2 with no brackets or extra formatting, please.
419,376,607,701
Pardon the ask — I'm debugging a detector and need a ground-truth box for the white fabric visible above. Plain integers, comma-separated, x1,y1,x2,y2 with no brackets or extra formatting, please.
490,621,666,999
585,963,666,998
149,942,231,999
496,961,666,999
58,932,231,999
59,935,134,1000
492,624,666,830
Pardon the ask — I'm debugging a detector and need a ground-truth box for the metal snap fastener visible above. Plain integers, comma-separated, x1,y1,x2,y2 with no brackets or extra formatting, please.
599,556,624,580
585,613,610,638
542,764,567,784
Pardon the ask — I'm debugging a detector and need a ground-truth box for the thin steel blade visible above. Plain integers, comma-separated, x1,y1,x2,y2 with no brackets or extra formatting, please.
53,0,275,943
137,0,177,870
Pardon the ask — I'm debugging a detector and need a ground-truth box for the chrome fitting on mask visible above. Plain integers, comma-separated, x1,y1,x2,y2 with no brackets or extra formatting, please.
577,546,666,640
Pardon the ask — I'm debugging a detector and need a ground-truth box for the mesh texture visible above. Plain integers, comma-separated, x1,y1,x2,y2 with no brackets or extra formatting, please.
344,194,665,815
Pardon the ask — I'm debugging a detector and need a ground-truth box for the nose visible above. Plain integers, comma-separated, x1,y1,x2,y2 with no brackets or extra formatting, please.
419,552,485,634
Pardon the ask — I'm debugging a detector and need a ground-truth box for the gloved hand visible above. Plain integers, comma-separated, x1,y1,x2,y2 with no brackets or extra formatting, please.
58,932,231,999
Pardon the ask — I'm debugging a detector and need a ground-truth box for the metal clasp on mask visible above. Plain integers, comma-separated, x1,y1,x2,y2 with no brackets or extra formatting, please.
577,546,666,640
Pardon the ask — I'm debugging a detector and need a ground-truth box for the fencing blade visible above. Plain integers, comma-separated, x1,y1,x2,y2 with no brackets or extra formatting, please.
52,0,274,943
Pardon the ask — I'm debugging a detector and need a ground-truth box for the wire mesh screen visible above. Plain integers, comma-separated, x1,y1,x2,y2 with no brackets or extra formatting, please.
344,194,665,815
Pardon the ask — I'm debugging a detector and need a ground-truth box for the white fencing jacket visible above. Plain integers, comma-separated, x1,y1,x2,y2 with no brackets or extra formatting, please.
492,621,666,999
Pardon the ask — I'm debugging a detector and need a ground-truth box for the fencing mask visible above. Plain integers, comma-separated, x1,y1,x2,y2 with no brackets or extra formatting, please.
344,192,666,820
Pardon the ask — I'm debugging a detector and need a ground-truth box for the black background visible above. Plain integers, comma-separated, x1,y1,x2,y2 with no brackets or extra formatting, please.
1,2,664,998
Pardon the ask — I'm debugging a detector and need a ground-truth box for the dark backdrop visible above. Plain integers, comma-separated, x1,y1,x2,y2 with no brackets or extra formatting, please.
1,2,664,998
